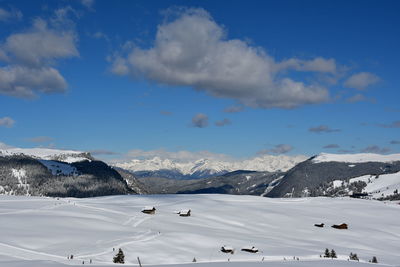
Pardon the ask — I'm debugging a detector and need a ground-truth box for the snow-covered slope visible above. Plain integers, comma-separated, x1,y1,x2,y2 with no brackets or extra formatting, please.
313,153,400,164
115,155,307,178
0,147,91,163
0,194,398,266
349,171,400,198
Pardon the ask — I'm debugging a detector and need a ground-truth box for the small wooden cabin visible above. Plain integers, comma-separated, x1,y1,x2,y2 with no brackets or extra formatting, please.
241,246,258,253
178,209,191,217
331,223,348,229
142,206,156,214
221,246,234,254
350,192,369,198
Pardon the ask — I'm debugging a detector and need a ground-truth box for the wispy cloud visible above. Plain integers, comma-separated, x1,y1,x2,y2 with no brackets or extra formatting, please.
257,144,293,155
377,121,400,128
346,93,375,103
215,118,231,127
390,140,400,145
309,125,341,133
0,7,22,22
361,145,390,154
88,149,119,156
223,105,244,113
344,72,380,90
160,110,173,116
0,117,15,128
26,136,53,143
80,0,95,9
323,144,340,149
191,113,208,128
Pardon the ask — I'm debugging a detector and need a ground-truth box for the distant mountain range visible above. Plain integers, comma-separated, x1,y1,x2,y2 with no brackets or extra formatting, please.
137,153,400,200
114,154,307,179
1,147,400,200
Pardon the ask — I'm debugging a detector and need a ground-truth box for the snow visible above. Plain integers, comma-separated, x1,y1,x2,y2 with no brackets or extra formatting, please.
38,160,79,176
350,171,400,198
114,154,307,175
332,180,344,188
0,194,399,267
1,259,389,267
261,175,284,197
11,168,29,195
0,147,90,163
313,153,400,163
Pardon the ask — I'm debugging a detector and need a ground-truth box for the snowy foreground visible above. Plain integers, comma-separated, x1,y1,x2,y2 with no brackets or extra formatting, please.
0,195,399,267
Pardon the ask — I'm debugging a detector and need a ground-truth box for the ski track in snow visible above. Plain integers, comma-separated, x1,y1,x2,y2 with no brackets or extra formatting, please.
0,194,399,267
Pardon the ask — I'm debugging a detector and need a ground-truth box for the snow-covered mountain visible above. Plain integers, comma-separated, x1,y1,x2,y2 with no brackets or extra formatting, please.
0,147,143,197
267,153,400,198
0,147,93,163
312,152,400,164
114,154,308,179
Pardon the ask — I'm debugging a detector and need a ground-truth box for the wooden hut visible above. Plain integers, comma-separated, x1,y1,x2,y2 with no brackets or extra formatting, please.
178,209,191,217
241,246,258,253
142,206,156,214
221,246,234,254
331,223,348,229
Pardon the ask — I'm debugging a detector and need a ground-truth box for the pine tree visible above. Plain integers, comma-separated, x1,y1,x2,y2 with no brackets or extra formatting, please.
324,248,331,258
113,248,125,264
330,249,337,258
349,253,359,261
371,256,378,263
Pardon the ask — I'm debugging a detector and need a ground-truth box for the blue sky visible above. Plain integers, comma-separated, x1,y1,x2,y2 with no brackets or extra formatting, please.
0,0,399,161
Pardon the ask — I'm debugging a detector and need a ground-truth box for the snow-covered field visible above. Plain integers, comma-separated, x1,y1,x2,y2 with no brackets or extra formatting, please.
0,194,399,267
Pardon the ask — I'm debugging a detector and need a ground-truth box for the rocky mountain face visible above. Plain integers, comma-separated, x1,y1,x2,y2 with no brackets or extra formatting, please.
0,148,144,197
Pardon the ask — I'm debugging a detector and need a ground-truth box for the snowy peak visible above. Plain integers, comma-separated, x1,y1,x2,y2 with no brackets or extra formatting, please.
0,147,93,163
312,153,400,164
114,154,308,178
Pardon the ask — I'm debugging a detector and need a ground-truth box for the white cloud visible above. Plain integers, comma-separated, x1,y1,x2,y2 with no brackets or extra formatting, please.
215,118,231,127
309,125,341,133
0,66,67,98
0,7,22,22
257,144,293,155
223,105,244,113
361,145,390,154
0,117,15,128
2,19,78,67
0,17,78,98
191,113,208,128
277,57,337,73
80,0,95,9
344,72,380,90
111,8,330,109
26,136,54,143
